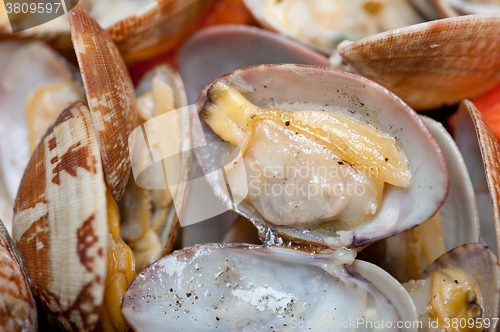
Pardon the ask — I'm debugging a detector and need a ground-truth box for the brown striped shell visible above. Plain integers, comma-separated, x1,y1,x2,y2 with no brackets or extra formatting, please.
12,101,108,332
0,219,37,332
338,14,500,110
106,0,215,62
69,4,137,202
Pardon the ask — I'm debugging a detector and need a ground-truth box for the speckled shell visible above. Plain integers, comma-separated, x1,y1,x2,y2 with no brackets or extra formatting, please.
419,243,500,330
106,0,215,62
193,64,450,249
0,219,37,332
122,244,418,331
338,14,500,110
456,100,500,256
69,4,137,202
12,101,108,332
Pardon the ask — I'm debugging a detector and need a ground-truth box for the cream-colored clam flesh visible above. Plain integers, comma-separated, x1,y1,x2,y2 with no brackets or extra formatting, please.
202,80,411,227
12,102,108,331
194,64,449,249
0,219,37,332
121,68,182,271
122,244,417,331
403,244,500,332
12,102,137,332
243,0,423,53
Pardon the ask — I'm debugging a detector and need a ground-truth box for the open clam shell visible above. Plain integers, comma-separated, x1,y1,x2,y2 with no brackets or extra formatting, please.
455,99,500,255
405,243,500,331
193,64,449,249
12,101,108,331
122,244,418,331
242,0,424,54
69,4,137,202
0,219,37,332
338,14,500,111
411,0,500,20
122,64,191,270
0,40,83,233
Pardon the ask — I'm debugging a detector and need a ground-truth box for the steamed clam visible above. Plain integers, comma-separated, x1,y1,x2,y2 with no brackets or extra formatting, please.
194,64,449,249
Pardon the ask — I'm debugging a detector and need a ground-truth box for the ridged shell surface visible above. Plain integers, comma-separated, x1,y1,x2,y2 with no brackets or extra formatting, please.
339,14,500,110
12,102,108,332
69,4,137,202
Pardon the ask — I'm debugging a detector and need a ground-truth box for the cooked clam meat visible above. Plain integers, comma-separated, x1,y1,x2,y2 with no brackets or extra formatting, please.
202,81,410,227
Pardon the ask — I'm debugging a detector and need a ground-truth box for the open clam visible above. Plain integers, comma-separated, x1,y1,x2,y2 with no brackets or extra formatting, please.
121,64,191,271
193,64,449,249
122,243,418,331
404,243,500,331
242,0,424,54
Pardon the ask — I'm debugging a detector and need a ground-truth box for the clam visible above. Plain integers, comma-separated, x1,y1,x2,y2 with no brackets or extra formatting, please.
242,0,424,54
0,0,214,62
0,40,84,233
411,0,500,20
454,99,500,255
12,101,137,332
68,4,137,202
360,116,480,282
193,64,449,249
121,64,191,271
177,24,331,103
337,14,500,110
122,244,418,331
0,219,37,332
404,243,500,331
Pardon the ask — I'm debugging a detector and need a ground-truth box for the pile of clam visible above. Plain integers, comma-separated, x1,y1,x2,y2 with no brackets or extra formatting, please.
1,0,500,331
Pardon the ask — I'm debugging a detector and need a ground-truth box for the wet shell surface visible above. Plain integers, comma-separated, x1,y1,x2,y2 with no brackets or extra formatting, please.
122,244,417,331
407,243,500,330
12,101,108,332
69,4,137,202
455,100,500,255
193,64,449,249
0,219,37,332
338,14,500,110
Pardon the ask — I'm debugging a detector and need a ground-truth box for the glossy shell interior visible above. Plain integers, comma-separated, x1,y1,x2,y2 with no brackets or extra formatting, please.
193,64,450,249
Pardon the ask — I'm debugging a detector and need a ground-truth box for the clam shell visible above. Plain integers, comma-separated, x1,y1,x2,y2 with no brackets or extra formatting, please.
177,24,330,103
338,14,500,110
106,0,214,62
122,244,417,331
455,99,500,256
243,0,424,54
0,41,81,234
12,101,108,331
417,243,500,330
193,64,450,249
69,4,137,202
0,219,37,332
126,64,191,258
